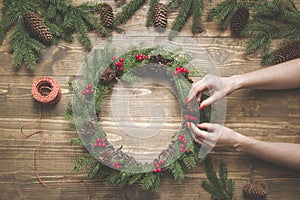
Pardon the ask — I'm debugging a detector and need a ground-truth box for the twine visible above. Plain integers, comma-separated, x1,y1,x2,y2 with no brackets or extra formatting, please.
21,76,91,200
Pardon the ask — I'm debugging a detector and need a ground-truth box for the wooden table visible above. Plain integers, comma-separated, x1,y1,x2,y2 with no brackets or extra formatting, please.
0,0,299,199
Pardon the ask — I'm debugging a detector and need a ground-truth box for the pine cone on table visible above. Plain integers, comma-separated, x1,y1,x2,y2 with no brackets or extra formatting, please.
272,40,300,64
243,183,267,199
230,7,249,37
23,12,53,44
153,3,168,30
99,3,114,28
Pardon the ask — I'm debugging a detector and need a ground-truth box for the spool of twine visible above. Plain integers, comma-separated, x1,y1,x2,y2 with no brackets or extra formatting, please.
31,76,61,105
21,77,91,199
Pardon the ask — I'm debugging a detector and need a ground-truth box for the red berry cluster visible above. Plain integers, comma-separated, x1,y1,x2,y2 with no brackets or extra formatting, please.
112,161,122,169
113,56,125,71
153,159,165,173
178,134,189,153
185,114,198,122
82,84,95,95
94,138,106,147
135,53,149,61
174,66,189,75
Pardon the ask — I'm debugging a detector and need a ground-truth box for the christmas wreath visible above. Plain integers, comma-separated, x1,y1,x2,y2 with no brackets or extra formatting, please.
64,44,213,191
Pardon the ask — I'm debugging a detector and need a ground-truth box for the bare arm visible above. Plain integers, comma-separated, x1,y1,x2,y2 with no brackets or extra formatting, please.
187,122,300,170
233,58,300,90
186,58,300,108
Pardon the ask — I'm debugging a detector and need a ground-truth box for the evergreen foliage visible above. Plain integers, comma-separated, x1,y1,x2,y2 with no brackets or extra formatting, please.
113,0,147,27
169,0,193,39
192,0,204,34
146,0,159,27
243,0,300,65
202,156,236,200
65,45,213,192
0,0,112,69
208,0,300,65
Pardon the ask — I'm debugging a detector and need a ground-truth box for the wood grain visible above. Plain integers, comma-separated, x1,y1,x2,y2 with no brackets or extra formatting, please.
0,0,300,199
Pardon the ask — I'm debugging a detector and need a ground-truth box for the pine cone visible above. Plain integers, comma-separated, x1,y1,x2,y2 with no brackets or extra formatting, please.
23,12,53,44
243,183,267,199
272,41,300,64
80,121,97,135
99,67,117,84
230,7,249,37
149,54,174,65
153,3,168,30
99,3,114,28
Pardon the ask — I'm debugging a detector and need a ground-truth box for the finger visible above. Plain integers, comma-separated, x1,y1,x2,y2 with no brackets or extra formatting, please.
197,92,203,102
199,95,216,109
186,80,207,103
197,123,216,132
188,123,208,139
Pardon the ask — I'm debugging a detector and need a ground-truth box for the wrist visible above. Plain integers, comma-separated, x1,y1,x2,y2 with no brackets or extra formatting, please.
230,74,244,92
232,132,254,152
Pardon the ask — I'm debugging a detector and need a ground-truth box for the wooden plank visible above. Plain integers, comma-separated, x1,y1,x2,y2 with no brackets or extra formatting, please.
0,0,300,199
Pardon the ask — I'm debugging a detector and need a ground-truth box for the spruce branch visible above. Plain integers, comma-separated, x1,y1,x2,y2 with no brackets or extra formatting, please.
169,0,193,39
191,0,204,34
166,0,184,12
113,0,147,27
146,0,159,27
201,156,235,200
141,173,161,192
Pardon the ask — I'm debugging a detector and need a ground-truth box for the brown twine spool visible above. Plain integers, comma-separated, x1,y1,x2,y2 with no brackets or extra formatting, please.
32,76,62,105
21,77,91,199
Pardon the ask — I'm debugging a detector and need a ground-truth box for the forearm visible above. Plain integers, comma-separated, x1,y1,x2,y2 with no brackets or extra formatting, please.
235,135,300,170
231,58,300,91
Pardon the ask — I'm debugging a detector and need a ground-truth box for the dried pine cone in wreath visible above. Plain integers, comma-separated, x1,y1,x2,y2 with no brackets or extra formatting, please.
272,41,300,64
153,3,168,30
230,7,249,37
99,3,114,28
243,183,267,199
23,12,53,44
99,67,117,84
149,54,173,65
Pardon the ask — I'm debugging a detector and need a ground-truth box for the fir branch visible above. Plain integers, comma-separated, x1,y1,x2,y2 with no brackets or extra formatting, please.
114,0,147,27
168,161,185,182
166,0,184,12
0,16,18,45
146,0,159,27
141,173,161,192
201,156,235,200
191,0,204,34
207,0,237,30
169,0,193,39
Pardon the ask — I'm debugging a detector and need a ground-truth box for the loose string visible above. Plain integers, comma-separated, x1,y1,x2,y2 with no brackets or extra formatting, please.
21,76,91,199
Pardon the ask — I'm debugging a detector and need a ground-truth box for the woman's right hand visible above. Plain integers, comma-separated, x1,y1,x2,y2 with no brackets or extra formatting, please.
185,74,239,109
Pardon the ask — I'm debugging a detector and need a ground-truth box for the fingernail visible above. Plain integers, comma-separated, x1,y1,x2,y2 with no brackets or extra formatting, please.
200,104,206,110
185,98,189,104
185,122,189,127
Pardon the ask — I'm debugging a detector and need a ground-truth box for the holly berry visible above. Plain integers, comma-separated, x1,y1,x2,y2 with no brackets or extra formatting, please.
135,54,139,58
82,91,87,95
112,56,116,60
119,67,124,71
185,149,189,153
144,55,149,60
115,62,120,67
138,56,143,61
119,58,124,62
118,62,123,67
160,160,165,165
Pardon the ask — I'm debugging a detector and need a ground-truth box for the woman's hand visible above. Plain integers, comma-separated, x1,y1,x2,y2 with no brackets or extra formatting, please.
186,122,245,150
185,75,240,109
